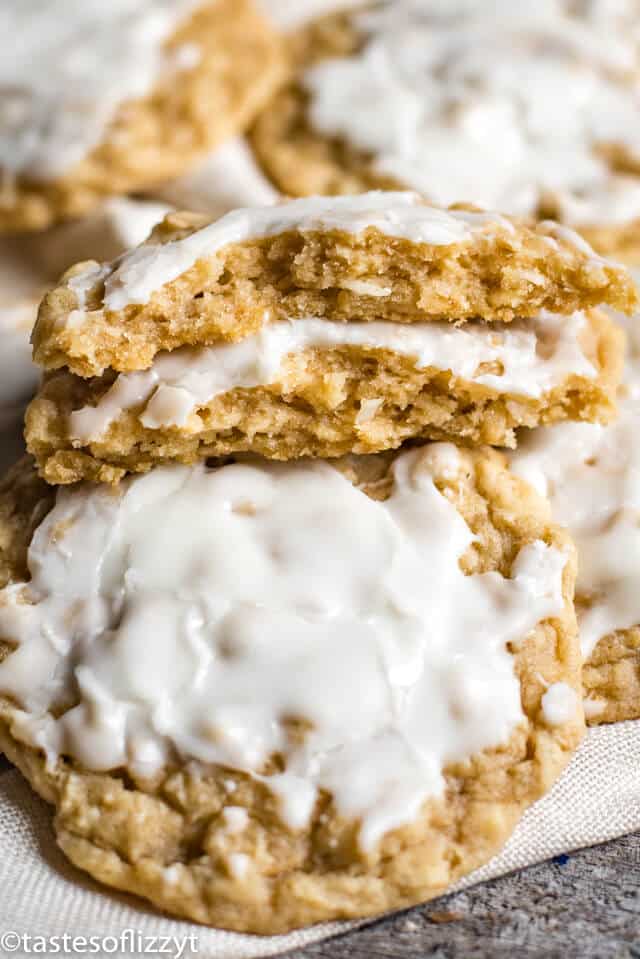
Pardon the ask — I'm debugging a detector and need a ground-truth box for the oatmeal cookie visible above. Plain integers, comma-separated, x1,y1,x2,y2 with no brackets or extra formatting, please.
510,304,640,725
0,0,286,232
31,193,636,379
250,1,640,263
25,307,624,485
0,445,582,932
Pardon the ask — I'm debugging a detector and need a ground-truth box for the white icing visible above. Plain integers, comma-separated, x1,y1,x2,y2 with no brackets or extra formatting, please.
0,1,199,179
303,0,640,226
510,285,640,658
541,682,579,725
76,192,518,312
68,311,596,444
0,447,567,849
228,853,250,880
221,806,249,835
151,138,279,216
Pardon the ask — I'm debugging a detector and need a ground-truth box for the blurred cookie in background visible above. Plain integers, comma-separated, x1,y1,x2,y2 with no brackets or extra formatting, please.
510,270,640,725
251,0,640,263
147,3,369,217
0,0,285,232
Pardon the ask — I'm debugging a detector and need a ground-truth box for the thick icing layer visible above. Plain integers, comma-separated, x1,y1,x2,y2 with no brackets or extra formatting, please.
0,1,199,179
511,282,640,659
68,311,596,443
80,191,518,311
303,0,640,225
0,447,568,848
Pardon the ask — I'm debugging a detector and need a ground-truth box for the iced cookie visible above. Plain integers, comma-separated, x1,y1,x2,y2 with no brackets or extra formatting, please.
511,284,640,725
25,304,624,485
0,444,583,932
25,192,633,483
146,0,369,218
32,192,635,378
251,0,640,262
0,0,285,232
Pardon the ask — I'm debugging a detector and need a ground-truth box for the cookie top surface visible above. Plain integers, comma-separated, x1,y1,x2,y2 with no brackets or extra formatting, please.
252,0,640,231
0,0,202,181
31,192,637,377
0,444,582,930
0,0,285,231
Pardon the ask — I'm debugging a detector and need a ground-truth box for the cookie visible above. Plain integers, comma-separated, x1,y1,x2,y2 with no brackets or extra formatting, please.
31,192,635,379
0,0,285,232
25,305,624,485
0,444,583,932
510,291,640,725
251,1,640,263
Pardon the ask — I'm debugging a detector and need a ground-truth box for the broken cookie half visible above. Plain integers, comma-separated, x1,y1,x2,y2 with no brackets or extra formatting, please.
26,192,634,484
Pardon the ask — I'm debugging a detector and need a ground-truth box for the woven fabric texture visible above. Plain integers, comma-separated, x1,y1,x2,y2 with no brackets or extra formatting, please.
1,721,639,958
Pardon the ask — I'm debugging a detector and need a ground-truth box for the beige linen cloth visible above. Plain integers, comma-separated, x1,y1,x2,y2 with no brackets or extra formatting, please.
1,720,639,959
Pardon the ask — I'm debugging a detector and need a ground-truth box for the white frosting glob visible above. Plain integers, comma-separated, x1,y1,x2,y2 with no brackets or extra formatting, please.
541,682,579,726
68,311,596,443
0,0,198,179
510,290,640,658
302,0,640,225
0,447,567,848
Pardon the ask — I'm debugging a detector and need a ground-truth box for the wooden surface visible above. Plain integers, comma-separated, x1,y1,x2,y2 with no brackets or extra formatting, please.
287,832,640,959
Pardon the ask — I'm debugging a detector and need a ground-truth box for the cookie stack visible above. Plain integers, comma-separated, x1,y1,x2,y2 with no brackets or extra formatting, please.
1,0,640,941
253,0,640,264
0,190,636,932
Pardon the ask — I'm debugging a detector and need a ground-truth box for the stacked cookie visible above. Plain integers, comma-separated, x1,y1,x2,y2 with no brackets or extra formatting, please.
0,190,637,932
0,0,285,232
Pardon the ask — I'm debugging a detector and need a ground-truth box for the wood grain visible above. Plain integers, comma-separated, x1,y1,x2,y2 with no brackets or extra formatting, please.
286,833,640,959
